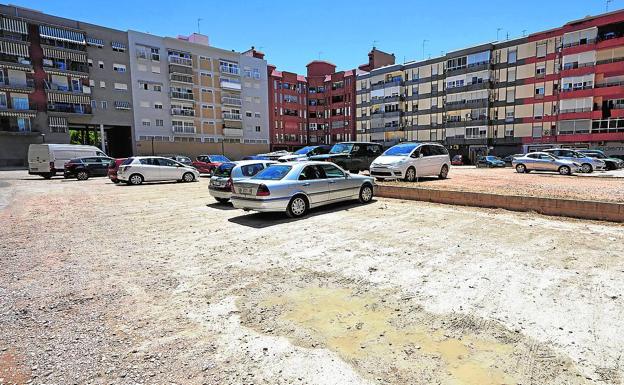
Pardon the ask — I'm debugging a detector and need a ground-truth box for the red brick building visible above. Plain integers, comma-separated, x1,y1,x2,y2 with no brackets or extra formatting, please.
268,48,394,150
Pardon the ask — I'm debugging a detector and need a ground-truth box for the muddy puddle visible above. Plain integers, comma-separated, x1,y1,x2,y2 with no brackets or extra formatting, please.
238,273,588,385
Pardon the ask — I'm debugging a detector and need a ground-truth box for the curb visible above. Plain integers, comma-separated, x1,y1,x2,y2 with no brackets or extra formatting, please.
377,185,624,223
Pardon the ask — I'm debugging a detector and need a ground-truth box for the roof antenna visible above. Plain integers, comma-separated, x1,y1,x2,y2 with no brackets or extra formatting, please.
606,0,613,12
197,18,202,34
522,29,527,37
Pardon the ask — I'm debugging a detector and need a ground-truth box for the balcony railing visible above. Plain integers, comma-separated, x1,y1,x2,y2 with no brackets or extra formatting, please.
220,79,241,90
562,61,595,70
595,80,624,88
170,74,193,84
0,78,35,89
171,108,195,116
220,66,240,75
221,96,242,106
170,91,194,100
223,112,242,120
561,84,593,92
47,103,91,114
562,38,597,49
172,125,196,134
168,56,193,67
560,107,592,114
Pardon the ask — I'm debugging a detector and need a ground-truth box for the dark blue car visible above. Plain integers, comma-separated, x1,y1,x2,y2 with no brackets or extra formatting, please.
476,156,506,168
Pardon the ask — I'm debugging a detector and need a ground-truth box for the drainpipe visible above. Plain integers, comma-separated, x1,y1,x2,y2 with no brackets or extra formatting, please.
99,123,106,153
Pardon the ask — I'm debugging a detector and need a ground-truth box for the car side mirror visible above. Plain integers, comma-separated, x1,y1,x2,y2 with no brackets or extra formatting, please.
345,173,350,178
419,153,424,158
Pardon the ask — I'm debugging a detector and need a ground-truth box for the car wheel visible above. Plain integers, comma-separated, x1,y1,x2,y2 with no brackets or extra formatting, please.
558,166,571,175
76,170,89,181
581,163,593,173
404,167,416,182
358,184,374,204
439,165,449,179
128,174,143,185
215,197,229,203
515,164,527,173
182,172,195,182
42,174,52,180
286,195,308,218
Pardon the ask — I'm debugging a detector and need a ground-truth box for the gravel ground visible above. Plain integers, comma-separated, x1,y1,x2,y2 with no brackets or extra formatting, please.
1,170,623,385
379,166,624,203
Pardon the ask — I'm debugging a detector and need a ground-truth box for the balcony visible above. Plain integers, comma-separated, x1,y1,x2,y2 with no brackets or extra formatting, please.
168,64,193,75
220,65,240,75
223,112,242,120
220,79,242,91
0,78,35,91
170,74,193,84
47,103,92,115
168,56,193,67
171,108,195,117
223,127,243,137
172,125,196,134
222,96,242,106
170,91,194,101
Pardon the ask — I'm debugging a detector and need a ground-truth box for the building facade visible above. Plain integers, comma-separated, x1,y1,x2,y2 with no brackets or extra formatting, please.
269,48,393,151
0,4,134,166
127,31,269,160
356,9,624,160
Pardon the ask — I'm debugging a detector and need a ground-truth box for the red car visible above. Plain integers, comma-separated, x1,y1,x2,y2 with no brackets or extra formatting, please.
108,158,127,183
451,155,464,166
191,154,231,175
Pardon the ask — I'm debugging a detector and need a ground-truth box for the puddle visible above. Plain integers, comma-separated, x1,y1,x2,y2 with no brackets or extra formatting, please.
239,275,588,385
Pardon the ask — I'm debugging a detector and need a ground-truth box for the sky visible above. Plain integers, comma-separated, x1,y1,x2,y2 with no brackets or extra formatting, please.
8,0,623,73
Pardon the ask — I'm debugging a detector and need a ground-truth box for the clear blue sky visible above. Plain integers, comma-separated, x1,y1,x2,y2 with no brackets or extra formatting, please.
10,0,623,73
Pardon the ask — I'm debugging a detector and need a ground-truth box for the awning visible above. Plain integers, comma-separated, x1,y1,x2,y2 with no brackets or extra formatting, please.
0,110,35,118
39,25,85,45
42,46,87,62
111,41,127,50
0,41,29,57
0,62,33,72
44,68,88,79
49,116,68,129
1,17,28,34
47,91,90,104
86,37,104,47
114,101,131,110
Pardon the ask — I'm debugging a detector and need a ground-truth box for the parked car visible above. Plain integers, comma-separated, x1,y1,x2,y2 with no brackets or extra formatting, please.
28,144,107,179
512,152,581,175
108,158,127,183
369,142,451,181
116,156,200,185
231,161,375,218
192,154,231,175
476,155,506,168
209,160,276,203
542,148,606,173
63,156,114,180
277,145,332,162
503,154,524,165
242,155,271,161
451,155,464,166
256,150,291,160
162,154,193,166
576,150,624,170
309,142,383,173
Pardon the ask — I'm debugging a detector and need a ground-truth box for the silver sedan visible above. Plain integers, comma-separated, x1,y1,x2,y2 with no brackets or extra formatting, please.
512,152,581,175
231,161,375,217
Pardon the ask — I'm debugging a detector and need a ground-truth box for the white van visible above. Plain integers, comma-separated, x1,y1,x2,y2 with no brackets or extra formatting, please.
369,142,451,181
28,144,107,179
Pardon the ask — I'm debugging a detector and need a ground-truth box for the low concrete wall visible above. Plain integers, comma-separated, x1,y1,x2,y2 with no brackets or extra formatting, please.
377,185,624,223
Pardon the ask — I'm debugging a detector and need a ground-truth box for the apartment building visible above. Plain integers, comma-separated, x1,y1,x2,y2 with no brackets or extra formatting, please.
127,31,269,159
269,48,393,151
0,4,134,166
356,9,624,160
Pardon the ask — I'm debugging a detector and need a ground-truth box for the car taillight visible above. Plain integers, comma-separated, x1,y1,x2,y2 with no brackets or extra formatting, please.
225,177,233,192
256,184,270,196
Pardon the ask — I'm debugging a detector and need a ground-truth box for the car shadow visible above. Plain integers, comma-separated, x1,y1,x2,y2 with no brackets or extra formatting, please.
228,200,377,229
115,180,186,186
206,202,237,211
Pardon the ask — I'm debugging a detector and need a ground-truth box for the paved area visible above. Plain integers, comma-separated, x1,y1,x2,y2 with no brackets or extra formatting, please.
1,170,623,384
380,166,624,203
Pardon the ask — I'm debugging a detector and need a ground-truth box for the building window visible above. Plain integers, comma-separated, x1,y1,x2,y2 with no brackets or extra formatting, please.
100,81,106,88
254,112,261,118
153,85,162,92
536,43,547,58
114,82,128,91
536,65,546,77
245,111,252,117
98,61,104,69
113,63,126,73
151,48,160,61
154,103,163,109
91,100,97,109
508,68,516,82
141,83,148,90
508,50,517,64
535,86,545,97
152,66,160,74
101,101,107,109
156,119,164,126
255,125,261,132
142,119,150,126
87,59,93,67
89,79,95,87
506,89,515,102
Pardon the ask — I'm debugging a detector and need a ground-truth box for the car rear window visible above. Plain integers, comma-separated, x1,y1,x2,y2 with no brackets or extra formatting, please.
252,165,291,180
240,163,265,177
121,158,134,165
214,163,235,177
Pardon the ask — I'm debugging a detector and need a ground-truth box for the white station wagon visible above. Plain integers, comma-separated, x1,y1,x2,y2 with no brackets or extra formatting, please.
117,156,200,185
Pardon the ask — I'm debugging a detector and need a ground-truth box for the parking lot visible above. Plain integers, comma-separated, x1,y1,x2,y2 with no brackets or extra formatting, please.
1,170,623,384
380,166,624,203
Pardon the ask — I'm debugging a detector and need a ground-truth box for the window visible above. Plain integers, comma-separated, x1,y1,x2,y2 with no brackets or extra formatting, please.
153,85,162,92
139,101,150,108
245,111,252,117
255,125,261,132
536,43,547,58
142,119,150,126
100,81,106,88
12,96,28,110
152,66,160,74
254,112,261,118
141,83,148,90
320,164,344,178
154,103,163,109
101,101,107,109
151,48,160,61
156,119,163,126
508,50,517,64
87,59,93,67
506,89,515,102
534,104,544,119
536,65,546,77
114,83,128,91
98,61,104,69
113,63,126,73
508,68,516,82
532,125,543,138
535,86,545,97
0,93,6,108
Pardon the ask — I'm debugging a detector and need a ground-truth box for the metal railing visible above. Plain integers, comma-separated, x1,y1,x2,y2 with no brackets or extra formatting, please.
0,78,35,88
222,112,241,120
171,108,195,116
172,125,196,134
221,96,242,106
168,56,192,66
170,74,193,84
220,66,240,75
170,91,194,100
559,107,592,114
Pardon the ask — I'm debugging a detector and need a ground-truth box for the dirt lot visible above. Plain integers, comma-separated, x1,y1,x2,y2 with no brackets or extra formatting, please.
1,170,623,385
379,166,624,203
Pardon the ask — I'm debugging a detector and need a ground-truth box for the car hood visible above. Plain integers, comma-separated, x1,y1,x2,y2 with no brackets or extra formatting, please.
371,156,407,165
279,154,306,161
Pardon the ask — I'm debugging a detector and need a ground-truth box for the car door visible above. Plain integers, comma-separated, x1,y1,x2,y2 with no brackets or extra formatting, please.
297,165,329,206
417,145,435,176
540,154,559,170
157,158,183,180
93,157,112,176
320,163,354,201
138,158,161,181
365,144,382,170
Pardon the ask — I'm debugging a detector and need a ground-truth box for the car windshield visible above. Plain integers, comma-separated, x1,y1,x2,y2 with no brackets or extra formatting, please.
210,155,230,162
383,144,418,156
252,165,292,180
329,143,353,154
485,156,499,161
294,146,315,155
214,163,235,177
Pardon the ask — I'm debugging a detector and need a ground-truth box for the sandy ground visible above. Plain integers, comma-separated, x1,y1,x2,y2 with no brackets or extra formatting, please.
0,170,623,385
379,166,624,203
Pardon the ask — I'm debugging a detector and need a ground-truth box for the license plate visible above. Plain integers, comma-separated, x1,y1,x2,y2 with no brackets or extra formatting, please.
240,187,252,195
